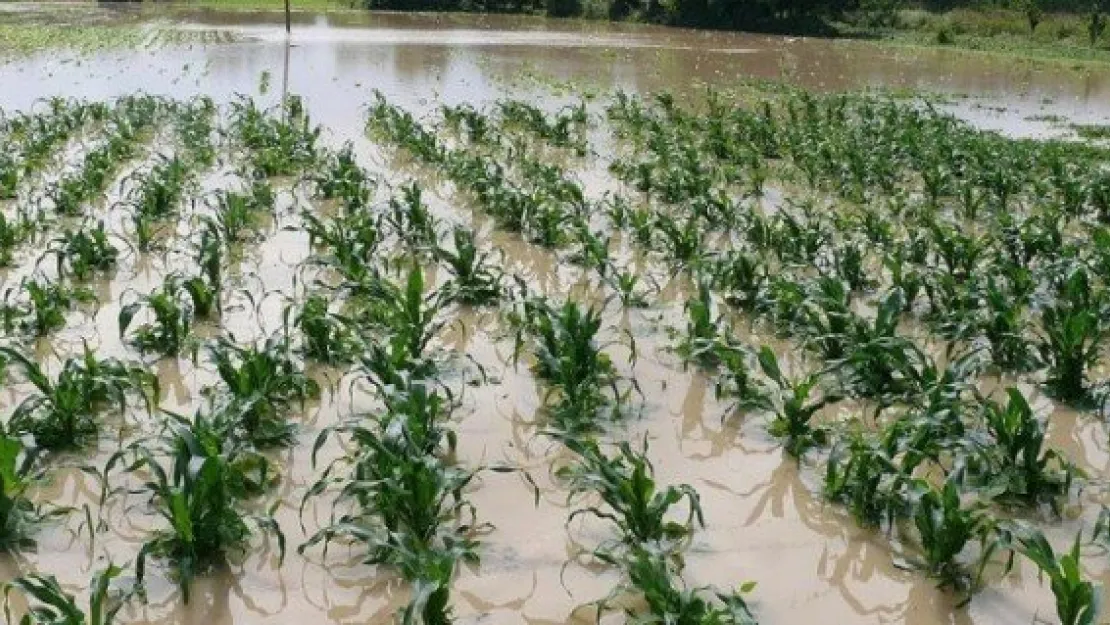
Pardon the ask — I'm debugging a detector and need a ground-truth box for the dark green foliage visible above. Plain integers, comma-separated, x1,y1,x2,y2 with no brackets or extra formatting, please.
511,297,620,434
0,433,53,551
206,335,320,448
229,95,320,177
108,414,284,603
906,476,997,592
0,278,95,337
0,345,157,450
824,425,915,528
1004,529,1101,625
119,277,196,357
286,295,361,365
967,388,1077,507
600,546,758,624
436,227,503,306
1038,267,1107,404
209,181,276,243
42,221,118,280
0,211,33,267
758,348,842,457
557,436,703,550
3,565,128,625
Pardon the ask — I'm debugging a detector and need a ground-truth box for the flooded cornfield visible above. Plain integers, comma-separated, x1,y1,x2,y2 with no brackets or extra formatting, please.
2,5,1110,625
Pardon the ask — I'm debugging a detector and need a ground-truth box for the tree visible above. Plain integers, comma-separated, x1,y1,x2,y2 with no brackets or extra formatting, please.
1091,6,1107,46
1023,0,1043,33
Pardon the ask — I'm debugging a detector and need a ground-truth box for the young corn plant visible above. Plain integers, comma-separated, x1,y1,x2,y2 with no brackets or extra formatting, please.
301,382,474,560
301,208,381,284
606,266,653,309
1003,529,1101,625
387,182,438,250
285,294,361,365
511,298,621,434
824,426,916,528
1,278,95,337
976,276,1038,372
0,152,19,200
128,155,192,220
904,476,998,593
193,219,224,296
600,546,758,625
713,343,771,412
354,264,447,387
710,250,768,312
118,278,196,357
556,436,703,555
230,94,320,177
0,210,34,267
106,416,284,603
678,280,726,369
40,221,119,281
0,345,158,450
3,565,128,625
309,143,374,206
206,335,320,448
969,388,1078,509
436,227,503,306
209,181,275,243
1038,267,1107,404
0,432,56,551
300,380,512,625
395,539,474,625
758,348,841,458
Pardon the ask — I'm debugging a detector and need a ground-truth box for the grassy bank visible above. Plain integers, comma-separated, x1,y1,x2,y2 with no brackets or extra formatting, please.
845,7,1110,66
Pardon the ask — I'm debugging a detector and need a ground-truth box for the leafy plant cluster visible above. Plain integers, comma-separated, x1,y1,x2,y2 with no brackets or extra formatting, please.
43,95,168,217
299,263,504,624
228,95,321,177
556,435,758,623
368,89,1109,621
1,97,103,200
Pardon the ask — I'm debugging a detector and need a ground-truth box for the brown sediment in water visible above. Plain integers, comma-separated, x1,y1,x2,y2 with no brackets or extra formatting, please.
1,7,1110,625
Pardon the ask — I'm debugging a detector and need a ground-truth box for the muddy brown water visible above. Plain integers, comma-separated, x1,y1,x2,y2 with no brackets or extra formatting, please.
2,5,1110,625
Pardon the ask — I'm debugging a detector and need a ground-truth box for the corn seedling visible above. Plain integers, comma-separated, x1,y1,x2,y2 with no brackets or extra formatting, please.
284,294,361,365
1038,267,1107,404
41,221,119,281
595,545,757,625
557,436,703,554
436,227,503,306
0,345,157,450
904,476,998,593
206,335,319,448
118,278,196,357
0,278,95,337
968,388,1077,508
3,565,128,625
758,347,841,457
1003,529,1101,625
209,181,275,243
0,432,57,551
106,416,284,603
511,297,621,434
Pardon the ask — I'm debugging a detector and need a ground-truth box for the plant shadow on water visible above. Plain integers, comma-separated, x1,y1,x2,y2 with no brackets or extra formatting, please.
4,8,1110,625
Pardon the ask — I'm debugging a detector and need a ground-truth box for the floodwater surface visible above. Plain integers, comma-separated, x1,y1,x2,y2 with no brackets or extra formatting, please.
2,3,1110,135
2,6,1110,625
